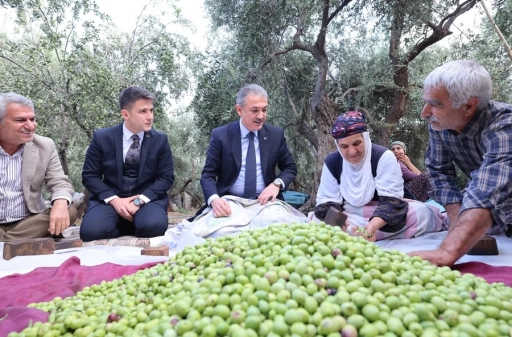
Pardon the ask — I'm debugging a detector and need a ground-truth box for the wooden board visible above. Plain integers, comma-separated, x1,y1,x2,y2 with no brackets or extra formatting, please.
141,246,169,256
54,238,83,250
324,207,348,230
3,238,55,260
467,235,499,255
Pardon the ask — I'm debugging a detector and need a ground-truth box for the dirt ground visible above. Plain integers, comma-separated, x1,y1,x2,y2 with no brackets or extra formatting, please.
167,211,195,225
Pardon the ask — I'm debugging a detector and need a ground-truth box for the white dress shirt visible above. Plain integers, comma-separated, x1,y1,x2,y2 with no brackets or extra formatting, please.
0,145,30,223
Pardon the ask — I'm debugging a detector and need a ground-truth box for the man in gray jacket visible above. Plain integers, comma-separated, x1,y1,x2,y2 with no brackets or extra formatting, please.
0,92,76,242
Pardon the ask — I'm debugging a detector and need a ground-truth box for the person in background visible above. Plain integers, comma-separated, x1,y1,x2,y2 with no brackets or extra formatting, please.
0,92,76,242
389,140,431,202
314,111,444,242
409,60,512,266
80,87,174,241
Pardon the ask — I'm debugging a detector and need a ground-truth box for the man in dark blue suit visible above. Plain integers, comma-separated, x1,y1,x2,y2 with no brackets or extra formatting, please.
200,84,297,218
80,87,174,241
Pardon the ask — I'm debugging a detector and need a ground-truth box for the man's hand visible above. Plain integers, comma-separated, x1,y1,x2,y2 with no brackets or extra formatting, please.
109,196,139,221
49,199,70,235
408,248,456,267
410,208,492,267
211,198,232,218
258,184,280,205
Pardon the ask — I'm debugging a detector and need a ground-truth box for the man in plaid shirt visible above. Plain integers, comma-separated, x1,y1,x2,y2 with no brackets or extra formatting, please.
409,60,512,266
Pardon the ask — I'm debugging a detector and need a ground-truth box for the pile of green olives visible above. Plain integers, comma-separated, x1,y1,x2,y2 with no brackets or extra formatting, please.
10,222,512,337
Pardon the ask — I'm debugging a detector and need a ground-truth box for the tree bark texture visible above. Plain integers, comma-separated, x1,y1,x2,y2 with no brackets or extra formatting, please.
300,94,337,212
59,103,70,176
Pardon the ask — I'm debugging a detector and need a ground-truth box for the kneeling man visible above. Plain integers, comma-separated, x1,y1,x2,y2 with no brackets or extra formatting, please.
410,60,512,266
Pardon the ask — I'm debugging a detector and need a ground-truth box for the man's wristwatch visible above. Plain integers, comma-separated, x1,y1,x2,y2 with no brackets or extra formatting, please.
272,178,282,189
133,198,144,207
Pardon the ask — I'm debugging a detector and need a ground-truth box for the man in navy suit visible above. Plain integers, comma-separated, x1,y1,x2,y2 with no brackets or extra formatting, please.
200,84,297,218
80,87,174,241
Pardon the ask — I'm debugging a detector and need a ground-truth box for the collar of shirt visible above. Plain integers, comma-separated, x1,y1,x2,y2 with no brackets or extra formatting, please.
122,122,145,144
239,120,259,140
0,143,25,157
457,103,490,138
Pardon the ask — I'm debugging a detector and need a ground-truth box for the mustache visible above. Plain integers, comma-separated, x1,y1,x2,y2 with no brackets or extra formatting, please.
425,116,440,123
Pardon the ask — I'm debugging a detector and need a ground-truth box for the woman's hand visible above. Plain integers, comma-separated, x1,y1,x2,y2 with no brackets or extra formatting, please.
341,219,350,232
396,153,421,174
354,225,377,242
396,153,412,166
354,217,386,242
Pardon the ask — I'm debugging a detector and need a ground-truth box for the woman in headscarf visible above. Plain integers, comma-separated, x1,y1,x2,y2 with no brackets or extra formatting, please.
389,141,432,202
314,111,444,241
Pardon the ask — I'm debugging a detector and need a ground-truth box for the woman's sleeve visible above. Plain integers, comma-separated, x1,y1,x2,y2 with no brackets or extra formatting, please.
400,161,420,182
375,151,405,198
316,164,344,206
371,151,408,232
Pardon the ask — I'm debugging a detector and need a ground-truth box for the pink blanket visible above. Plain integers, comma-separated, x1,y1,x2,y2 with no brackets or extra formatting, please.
453,262,512,286
0,258,511,336
0,257,158,336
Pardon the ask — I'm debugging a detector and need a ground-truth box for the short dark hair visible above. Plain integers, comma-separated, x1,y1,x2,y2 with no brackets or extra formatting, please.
119,87,155,111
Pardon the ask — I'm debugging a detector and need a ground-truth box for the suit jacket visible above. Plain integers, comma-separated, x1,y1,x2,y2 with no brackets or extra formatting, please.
200,121,297,203
22,135,74,213
82,123,174,210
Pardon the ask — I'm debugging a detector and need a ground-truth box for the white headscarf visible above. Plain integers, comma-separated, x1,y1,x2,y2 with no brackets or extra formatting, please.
336,132,375,207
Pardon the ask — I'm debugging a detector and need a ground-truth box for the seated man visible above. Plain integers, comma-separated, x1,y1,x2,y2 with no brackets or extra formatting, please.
199,84,297,218
409,60,512,266
80,87,174,241
0,92,76,242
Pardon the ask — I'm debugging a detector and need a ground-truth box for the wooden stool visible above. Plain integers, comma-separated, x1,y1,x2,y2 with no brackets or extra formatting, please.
54,237,83,250
3,238,55,260
141,246,169,256
3,237,84,260
466,235,499,255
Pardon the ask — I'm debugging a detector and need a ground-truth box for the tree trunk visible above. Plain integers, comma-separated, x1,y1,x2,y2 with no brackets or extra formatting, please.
371,65,409,146
59,103,70,176
300,94,337,212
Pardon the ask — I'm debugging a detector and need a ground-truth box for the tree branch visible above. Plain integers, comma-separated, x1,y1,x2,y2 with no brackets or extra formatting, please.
0,54,53,89
317,0,330,49
327,0,353,25
339,86,362,100
480,0,512,61
261,15,315,68
406,0,477,63
169,161,197,199
283,81,318,152
284,81,300,117
128,3,149,61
